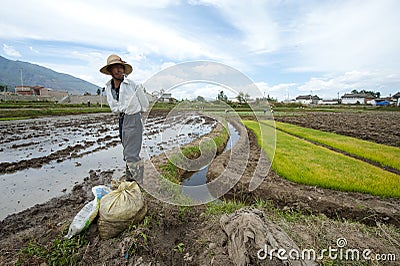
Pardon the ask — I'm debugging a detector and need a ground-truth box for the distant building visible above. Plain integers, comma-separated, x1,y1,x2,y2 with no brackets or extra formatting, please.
341,93,375,105
159,92,172,103
319,99,339,105
15,86,43,96
295,95,321,105
150,90,173,103
15,86,68,98
283,98,296,104
146,92,157,102
393,92,400,107
370,98,391,106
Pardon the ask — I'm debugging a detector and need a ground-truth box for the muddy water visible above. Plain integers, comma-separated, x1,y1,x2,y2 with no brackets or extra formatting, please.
1,146,124,219
0,113,216,220
181,123,240,201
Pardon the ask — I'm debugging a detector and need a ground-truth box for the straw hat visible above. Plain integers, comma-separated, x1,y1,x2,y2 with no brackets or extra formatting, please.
99,54,133,75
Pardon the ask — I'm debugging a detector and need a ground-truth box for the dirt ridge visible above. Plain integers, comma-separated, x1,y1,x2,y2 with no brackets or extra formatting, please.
275,111,400,147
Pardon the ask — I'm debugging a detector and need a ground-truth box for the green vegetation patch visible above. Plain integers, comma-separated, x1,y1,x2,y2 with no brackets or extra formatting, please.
0,100,111,120
244,120,400,198
16,234,88,265
205,199,246,215
275,121,400,171
0,107,110,120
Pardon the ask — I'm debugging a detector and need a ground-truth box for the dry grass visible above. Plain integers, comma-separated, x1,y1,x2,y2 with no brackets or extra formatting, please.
255,199,400,265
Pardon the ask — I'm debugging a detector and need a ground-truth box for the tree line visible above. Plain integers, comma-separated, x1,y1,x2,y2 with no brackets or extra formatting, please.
0,85,8,92
351,89,381,98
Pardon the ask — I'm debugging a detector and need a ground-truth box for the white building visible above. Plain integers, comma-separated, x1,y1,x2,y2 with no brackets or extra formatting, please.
341,93,374,105
318,99,339,105
150,90,173,103
159,93,172,103
393,92,400,107
295,95,321,105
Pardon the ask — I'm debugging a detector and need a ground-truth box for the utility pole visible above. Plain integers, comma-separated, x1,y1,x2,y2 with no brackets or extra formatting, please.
100,87,105,108
286,89,289,103
2,84,6,102
20,68,24,89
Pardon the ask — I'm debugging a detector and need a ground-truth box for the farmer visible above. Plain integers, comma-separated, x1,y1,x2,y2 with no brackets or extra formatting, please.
100,54,149,183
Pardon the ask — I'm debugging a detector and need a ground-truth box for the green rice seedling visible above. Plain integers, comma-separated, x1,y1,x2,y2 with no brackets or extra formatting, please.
244,121,400,198
275,121,400,171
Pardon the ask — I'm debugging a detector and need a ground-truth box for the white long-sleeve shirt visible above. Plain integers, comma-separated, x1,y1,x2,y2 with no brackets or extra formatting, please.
105,78,149,115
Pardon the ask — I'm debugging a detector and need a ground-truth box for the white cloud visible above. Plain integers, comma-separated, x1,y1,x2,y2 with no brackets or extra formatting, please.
29,46,39,53
143,61,254,96
30,50,108,87
170,83,225,100
195,0,280,53
1,0,399,102
0,0,220,61
0,0,282,88
292,0,400,72
258,69,400,101
192,63,230,77
298,70,400,98
255,81,296,94
3,44,21,57
253,81,297,101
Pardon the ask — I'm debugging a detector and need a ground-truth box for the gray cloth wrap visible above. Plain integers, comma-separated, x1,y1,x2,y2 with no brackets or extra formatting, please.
121,112,143,163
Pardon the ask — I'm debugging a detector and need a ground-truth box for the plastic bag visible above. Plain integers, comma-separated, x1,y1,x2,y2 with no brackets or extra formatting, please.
65,185,111,239
98,181,147,239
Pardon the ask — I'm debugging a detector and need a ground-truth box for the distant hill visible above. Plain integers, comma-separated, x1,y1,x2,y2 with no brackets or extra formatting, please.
0,56,100,95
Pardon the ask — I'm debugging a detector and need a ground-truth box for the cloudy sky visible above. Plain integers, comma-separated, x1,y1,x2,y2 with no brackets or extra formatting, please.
1,0,399,101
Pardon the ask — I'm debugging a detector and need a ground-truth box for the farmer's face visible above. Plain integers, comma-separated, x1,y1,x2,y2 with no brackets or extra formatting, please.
110,64,125,80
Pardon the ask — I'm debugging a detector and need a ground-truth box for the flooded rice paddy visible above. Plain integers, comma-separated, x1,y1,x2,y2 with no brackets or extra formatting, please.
0,112,217,220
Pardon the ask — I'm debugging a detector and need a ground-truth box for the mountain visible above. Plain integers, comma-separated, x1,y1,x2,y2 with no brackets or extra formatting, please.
0,56,100,95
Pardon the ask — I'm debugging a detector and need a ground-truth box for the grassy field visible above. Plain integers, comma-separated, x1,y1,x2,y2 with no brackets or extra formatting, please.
0,101,110,120
0,107,111,120
275,121,400,171
244,120,400,198
2,99,398,120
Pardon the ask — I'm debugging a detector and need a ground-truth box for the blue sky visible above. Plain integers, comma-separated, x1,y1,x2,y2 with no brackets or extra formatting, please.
1,0,399,101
